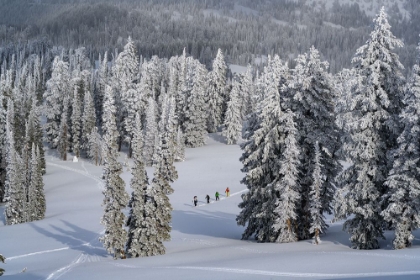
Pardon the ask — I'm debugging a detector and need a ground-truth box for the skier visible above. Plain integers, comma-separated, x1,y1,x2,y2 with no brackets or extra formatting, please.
193,196,198,206
205,194,210,203
215,191,220,201
225,187,230,197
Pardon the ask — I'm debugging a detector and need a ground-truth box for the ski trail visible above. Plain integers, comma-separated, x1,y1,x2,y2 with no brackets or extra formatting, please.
46,161,104,190
7,247,70,260
41,161,106,279
196,189,247,207
165,266,420,278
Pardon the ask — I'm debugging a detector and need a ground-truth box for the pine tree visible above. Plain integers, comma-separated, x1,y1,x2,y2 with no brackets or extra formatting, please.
114,37,139,152
381,39,420,249
27,97,45,174
71,82,82,158
81,91,97,154
183,62,208,148
57,94,70,161
86,127,103,166
174,126,185,162
309,142,326,245
126,112,152,257
143,96,158,166
222,78,242,145
4,118,25,225
272,109,301,243
237,72,288,242
207,48,227,132
291,47,340,240
335,8,405,249
0,90,6,201
99,85,130,259
44,56,70,148
34,145,46,220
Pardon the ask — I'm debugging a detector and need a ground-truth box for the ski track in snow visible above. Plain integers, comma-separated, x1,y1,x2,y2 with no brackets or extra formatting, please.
109,263,420,278
47,161,104,190
43,160,105,280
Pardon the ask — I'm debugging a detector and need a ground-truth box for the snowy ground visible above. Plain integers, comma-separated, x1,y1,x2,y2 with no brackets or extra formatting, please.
1,134,420,279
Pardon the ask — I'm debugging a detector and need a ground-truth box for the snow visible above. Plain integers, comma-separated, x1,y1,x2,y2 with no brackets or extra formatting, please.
1,134,420,279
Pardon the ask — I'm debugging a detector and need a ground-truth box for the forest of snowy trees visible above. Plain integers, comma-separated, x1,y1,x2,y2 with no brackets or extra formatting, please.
2,3,420,265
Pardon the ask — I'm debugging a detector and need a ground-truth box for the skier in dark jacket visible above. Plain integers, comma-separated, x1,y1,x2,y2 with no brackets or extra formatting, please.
193,196,198,206
205,194,210,203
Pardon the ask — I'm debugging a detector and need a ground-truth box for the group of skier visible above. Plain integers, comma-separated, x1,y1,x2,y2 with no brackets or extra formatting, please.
193,187,230,206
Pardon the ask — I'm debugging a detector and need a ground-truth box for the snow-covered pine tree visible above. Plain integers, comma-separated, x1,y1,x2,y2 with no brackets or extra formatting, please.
95,52,108,128
183,62,208,148
237,71,287,242
0,90,5,201
81,91,96,155
4,118,25,225
27,97,45,174
222,77,242,145
174,126,185,162
335,8,406,250
126,112,153,257
113,37,139,153
207,48,227,133
146,95,178,254
143,96,158,166
309,142,326,245
86,127,103,166
57,94,70,161
71,82,82,158
272,109,301,243
381,39,420,249
291,47,340,240
44,56,70,148
34,144,46,220
100,85,130,259
240,65,254,119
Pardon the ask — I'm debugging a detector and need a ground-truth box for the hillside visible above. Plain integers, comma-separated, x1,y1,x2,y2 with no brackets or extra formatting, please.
0,0,418,73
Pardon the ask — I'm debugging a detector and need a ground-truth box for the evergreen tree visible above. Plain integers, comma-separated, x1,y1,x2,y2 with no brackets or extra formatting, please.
44,56,70,148
272,109,301,243
71,82,82,158
4,119,25,225
222,78,242,145
381,39,420,249
27,97,45,174
174,126,185,162
81,91,97,154
86,127,103,166
291,47,340,240
114,37,139,152
126,112,153,257
99,85,130,259
207,48,227,132
34,145,46,220
237,72,287,242
335,8,405,249
309,142,326,245
183,62,208,148
57,94,70,161
0,90,5,201
143,96,158,166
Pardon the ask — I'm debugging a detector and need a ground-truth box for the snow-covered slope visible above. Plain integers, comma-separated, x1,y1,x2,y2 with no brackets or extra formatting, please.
1,135,420,279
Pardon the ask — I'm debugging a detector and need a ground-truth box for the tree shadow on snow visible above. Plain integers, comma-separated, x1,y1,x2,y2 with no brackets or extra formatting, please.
172,209,243,240
29,220,107,257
